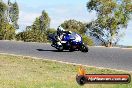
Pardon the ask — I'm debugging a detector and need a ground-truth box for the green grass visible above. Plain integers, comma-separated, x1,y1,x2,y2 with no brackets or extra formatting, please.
0,54,131,88
126,46,132,48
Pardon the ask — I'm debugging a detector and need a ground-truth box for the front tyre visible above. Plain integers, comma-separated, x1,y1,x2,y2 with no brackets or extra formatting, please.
81,44,89,52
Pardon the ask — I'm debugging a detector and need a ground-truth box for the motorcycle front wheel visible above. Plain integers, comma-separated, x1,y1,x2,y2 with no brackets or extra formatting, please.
81,44,89,52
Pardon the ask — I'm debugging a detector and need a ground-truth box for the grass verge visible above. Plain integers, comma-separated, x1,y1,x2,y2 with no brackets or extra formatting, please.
0,54,131,88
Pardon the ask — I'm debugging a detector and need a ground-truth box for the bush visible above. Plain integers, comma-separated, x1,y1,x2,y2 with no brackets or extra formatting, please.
82,35,94,46
46,28,56,35
16,30,48,42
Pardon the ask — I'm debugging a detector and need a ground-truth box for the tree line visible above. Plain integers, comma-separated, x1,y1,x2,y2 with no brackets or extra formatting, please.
0,0,132,46
0,0,19,40
16,10,51,43
87,0,132,46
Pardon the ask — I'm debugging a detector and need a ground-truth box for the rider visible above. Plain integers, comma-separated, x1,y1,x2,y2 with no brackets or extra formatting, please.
57,25,72,41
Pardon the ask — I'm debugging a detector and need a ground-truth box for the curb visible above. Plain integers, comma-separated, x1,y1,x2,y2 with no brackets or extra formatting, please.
0,40,51,44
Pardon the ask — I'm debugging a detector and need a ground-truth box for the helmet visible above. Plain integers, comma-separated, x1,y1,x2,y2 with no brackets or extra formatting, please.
57,26,65,36
57,26,65,33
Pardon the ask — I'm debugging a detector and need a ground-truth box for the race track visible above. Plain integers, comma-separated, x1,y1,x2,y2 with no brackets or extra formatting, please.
0,40,132,71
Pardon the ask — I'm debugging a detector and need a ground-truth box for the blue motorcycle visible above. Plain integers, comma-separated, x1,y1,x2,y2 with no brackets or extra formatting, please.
48,32,88,52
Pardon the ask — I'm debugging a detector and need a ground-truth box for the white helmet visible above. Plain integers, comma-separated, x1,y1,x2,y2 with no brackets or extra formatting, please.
57,26,65,32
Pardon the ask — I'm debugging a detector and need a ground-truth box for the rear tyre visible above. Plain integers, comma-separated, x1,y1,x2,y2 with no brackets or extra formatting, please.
81,44,88,52
68,42,74,52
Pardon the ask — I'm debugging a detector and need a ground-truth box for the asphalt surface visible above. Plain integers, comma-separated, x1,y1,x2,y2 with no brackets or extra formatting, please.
0,40,132,71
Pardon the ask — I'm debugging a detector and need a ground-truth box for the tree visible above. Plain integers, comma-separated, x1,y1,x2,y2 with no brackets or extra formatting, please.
4,23,15,40
31,10,50,33
39,10,50,32
32,17,40,31
8,0,19,29
16,10,51,43
8,1,19,29
0,1,16,40
87,0,132,47
82,34,94,46
0,21,15,40
61,19,87,34
0,1,7,20
46,28,56,35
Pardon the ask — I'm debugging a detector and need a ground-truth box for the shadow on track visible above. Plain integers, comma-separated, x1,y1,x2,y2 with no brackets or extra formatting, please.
36,49,71,52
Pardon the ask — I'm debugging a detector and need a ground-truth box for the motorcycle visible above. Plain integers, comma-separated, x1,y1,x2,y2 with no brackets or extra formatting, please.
48,32,89,52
